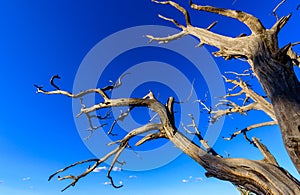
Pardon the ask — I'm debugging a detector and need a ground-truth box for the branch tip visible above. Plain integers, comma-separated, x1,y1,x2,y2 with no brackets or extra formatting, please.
50,75,61,90
272,0,287,21
190,1,265,34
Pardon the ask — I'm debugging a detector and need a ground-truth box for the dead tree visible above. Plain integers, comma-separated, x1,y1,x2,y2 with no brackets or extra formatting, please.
147,0,300,173
34,1,300,194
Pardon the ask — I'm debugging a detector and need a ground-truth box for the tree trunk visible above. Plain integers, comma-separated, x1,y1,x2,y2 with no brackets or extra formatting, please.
251,46,300,172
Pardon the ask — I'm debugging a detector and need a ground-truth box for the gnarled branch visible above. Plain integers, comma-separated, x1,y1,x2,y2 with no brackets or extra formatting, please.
223,121,277,142
36,77,300,194
189,0,265,34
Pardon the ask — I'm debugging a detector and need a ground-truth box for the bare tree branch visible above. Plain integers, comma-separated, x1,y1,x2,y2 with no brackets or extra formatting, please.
37,79,300,193
109,72,130,89
48,158,99,182
149,0,246,60
36,86,109,101
182,114,221,157
108,106,134,135
48,121,161,191
197,75,275,126
50,75,61,90
78,98,109,140
253,137,279,166
287,42,300,67
135,132,166,146
272,0,287,21
146,31,186,44
221,76,275,120
152,0,191,26
189,0,265,34
195,72,278,146
223,121,277,141
271,13,292,34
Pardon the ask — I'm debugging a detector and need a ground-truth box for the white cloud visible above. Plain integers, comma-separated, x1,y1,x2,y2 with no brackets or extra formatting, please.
22,177,31,181
112,167,122,172
102,180,123,186
93,166,122,173
182,176,203,183
93,166,108,172
103,181,111,185
129,175,138,179
195,177,203,182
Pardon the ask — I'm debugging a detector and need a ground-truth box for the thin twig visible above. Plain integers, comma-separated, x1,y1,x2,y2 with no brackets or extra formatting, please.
223,121,277,141
272,0,286,21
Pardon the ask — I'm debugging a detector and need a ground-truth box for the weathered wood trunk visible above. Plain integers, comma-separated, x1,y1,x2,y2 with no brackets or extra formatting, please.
170,131,300,195
249,35,300,172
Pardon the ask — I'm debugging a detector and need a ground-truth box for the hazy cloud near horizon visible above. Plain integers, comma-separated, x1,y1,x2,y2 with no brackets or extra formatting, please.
93,166,122,173
129,175,138,179
102,181,123,186
22,177,31,181
181,176,203,183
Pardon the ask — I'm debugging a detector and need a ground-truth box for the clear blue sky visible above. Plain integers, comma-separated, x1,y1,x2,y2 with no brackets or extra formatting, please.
0,0,300,195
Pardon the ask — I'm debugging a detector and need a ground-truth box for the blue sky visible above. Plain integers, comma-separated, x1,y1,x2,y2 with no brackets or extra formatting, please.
0,0,300,195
